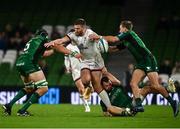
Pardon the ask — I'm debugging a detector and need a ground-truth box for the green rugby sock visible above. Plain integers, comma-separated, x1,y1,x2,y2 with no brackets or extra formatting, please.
135,98,142,106
8,89,27,108
166,96,175,106
19,92,40,112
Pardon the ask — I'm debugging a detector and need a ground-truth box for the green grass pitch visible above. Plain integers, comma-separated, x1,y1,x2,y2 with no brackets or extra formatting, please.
1,104,180,128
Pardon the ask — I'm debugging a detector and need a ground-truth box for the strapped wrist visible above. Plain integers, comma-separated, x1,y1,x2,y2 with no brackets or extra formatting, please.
70,51,78,57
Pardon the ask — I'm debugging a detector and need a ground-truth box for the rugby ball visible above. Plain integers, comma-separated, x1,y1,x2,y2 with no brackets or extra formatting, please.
97,38,109,53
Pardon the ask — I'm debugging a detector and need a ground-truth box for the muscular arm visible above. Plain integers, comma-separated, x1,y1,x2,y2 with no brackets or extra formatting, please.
102,67,121,85
108,46,119,53
55,36,70,45
43,49,54,57
44,36,70,47
103,36,119,43
53,44,72,55
44,36,81,58
89,34,119,43
51,36,71,45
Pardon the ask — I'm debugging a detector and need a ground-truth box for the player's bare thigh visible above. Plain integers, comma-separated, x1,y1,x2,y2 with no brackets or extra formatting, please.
81,68,91,86
147,72,160,87
28,70,46,82
91,70,103,93
130,69,146,98
130,69,146,86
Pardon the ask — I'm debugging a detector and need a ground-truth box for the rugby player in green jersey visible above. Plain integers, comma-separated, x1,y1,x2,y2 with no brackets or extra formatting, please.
100,76,134,117
2,29,81,116
100,76,177,117
89,20,179,117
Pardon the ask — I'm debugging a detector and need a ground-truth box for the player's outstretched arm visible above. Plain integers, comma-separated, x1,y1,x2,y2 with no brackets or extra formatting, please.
43,49,54,57
108,46,119,53
103,112,113,117
44,36,70,48
54,45,82,59
103,36,119,43
89,34,119,43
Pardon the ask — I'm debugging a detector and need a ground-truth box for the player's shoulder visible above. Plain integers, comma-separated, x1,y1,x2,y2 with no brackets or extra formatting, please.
86,28,95,34
31,35,44,42
67,30,76,37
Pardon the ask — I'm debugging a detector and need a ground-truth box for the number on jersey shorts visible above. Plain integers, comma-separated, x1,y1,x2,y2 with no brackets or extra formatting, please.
80,60,104,71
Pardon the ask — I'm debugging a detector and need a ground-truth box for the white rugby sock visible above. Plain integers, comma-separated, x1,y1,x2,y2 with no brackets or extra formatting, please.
140,94,144,101
99,90,111,108
80,95,90,108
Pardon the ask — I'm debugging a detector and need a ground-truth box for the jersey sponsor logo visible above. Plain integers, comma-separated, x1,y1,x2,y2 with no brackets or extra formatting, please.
78,44,88,50
16,62,25,66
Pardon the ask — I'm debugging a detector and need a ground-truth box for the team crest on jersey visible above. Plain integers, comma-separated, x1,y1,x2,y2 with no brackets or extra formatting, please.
78,44,88,50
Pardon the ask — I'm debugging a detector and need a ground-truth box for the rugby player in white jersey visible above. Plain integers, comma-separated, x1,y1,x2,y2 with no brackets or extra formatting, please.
45,18,124,115
64,43,90,112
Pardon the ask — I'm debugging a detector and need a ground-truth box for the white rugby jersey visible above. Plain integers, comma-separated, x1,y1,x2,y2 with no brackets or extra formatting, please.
64,43,81,70
66,43,80,53
67,29,101,61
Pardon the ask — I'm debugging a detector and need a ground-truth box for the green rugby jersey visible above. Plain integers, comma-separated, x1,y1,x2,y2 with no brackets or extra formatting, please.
116,31,153,62
100,86,132,112
17,35,48,64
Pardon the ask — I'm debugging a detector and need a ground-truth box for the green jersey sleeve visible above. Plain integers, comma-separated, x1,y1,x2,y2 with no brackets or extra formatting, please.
116,32,130,41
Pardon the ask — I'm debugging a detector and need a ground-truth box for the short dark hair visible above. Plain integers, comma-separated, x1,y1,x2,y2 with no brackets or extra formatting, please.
74,18,86,26
120,20,133,30
35,29,48,37
101,76,109,85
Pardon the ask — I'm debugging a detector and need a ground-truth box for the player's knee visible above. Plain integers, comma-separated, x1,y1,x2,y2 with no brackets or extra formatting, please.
34,79,48,89
82,78,91,87
24,81,35,88
84,81,91,87
24,88,34,93
24,81,35,93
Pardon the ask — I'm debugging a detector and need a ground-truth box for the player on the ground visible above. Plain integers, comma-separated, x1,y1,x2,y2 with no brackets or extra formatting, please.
100,76,136,117
64,43,90,112
44,18,126,115
100,76,176,117
89,20,179,117
2,29,80,116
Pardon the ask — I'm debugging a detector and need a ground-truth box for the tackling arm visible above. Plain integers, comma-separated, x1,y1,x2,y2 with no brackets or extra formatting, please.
103,36,119,43
89,34,119,43
43,49,54,57
44,36,82,59
108,46,119,53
